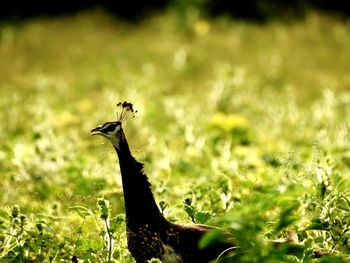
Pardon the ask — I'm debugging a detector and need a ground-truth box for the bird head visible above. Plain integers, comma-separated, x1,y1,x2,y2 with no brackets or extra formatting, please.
91,121,123,148
91,101,137,148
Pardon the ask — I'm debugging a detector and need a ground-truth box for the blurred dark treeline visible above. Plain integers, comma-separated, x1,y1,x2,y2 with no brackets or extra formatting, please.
1,0,349,21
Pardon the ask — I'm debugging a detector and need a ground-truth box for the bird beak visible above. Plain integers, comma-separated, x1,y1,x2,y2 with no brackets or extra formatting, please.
90,126,103,136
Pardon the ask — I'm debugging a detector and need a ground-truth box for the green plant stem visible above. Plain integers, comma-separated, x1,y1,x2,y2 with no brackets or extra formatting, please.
73,217,86,256
104,219,113,263
16,222,25,263
17,236,24,263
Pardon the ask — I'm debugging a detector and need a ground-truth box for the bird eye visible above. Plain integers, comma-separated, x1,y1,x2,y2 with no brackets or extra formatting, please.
104,124,115,132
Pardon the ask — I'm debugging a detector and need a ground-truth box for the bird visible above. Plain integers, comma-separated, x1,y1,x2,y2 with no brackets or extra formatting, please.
91,101,234,263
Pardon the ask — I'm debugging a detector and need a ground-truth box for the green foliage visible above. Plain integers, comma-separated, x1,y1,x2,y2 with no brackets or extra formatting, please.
0,205,69,262
198,229,227,249
147,258,162,263
1,9,350,263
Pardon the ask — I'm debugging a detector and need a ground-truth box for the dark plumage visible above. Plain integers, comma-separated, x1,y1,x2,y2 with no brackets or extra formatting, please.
91,102,234,263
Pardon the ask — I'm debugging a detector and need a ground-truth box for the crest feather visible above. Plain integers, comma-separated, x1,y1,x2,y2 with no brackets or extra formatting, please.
116,101,138,123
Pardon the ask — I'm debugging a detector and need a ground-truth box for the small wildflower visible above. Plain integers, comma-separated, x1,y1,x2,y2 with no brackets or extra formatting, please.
208,112,249,133
98,197,110,220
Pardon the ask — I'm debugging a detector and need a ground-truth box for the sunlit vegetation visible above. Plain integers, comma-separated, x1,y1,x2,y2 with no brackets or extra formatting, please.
0,9,350,262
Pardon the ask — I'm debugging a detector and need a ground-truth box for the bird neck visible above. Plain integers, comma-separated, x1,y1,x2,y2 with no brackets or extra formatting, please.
114,129,164,230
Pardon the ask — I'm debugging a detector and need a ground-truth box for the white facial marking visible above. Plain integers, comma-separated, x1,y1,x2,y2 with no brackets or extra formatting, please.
103,123,121,148
107,124,121,135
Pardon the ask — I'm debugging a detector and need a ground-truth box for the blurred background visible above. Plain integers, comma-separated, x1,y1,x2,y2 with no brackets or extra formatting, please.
1,1,350,262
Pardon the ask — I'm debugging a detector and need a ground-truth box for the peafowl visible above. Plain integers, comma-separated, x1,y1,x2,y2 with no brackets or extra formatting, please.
91,102,234,263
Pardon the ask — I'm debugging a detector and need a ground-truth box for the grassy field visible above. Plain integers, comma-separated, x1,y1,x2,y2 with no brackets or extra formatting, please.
1,9,350,262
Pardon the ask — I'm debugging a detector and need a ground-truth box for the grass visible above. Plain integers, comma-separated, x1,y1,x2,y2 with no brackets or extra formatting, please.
0,9,350,262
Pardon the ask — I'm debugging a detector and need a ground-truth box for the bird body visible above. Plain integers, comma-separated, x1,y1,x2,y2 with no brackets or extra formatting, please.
91,103,233,263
